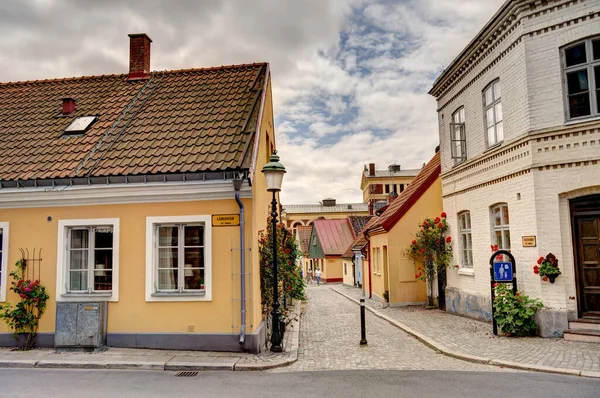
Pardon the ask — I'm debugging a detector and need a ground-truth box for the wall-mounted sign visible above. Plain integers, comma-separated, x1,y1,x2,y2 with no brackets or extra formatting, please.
522,236,537,247
493,262,513,282
212,214,240,227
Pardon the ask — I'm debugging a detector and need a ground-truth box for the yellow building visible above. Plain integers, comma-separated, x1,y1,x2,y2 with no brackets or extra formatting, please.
365,152,442,305
361,163,420,215
0,34,276,353
282,198,368,234
307,219,357,283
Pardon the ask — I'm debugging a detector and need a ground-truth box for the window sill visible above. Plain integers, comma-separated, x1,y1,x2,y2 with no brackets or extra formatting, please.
457,268,475,276
59,292,115,302
151,291,206,297
565,115,600,126
146,290,211,302
484,142,502,153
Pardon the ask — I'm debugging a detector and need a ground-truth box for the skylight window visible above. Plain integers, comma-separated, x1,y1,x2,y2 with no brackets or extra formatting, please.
63,116,98,136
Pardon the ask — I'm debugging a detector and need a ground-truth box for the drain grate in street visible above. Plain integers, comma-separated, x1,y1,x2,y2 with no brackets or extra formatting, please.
174,371,199,377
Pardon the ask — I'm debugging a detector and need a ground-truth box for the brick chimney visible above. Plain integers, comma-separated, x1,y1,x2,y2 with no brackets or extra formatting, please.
127,33,152,80
368,163,375,176
62,97,76,115
387,192,398,205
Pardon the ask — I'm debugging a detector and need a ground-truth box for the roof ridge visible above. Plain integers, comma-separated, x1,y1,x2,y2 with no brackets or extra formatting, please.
0,62,269,87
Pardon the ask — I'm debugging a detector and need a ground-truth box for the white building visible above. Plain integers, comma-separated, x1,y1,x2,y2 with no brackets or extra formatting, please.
430,0,600,337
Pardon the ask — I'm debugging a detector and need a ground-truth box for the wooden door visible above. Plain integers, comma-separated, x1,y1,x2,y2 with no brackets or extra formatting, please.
576,217,600,318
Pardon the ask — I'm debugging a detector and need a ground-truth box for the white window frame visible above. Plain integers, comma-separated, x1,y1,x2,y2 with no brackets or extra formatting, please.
0,222,9,302
56,218,120,302
458,212,473,269
562,37,600,121
450,107,466,162
483,80,503,146
145,215,212,302
490,204,511,251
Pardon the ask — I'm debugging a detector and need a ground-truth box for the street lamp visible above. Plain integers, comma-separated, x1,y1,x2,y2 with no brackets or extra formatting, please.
262,150,286,352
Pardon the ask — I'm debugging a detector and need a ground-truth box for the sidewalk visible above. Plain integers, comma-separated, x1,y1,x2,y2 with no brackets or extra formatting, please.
0,301,301,372
332,285,600,378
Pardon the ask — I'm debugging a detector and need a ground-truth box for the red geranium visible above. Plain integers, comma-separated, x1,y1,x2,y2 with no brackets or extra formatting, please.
446,236,452,243
533,265,539,275
434,217,441,224
412,240,417,245
438,223,443,228
536,256,544,265
441,212,447,218
542,276,549,282
420,248,425,253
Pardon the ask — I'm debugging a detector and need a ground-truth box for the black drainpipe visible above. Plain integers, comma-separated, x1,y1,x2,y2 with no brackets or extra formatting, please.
233,177,246,345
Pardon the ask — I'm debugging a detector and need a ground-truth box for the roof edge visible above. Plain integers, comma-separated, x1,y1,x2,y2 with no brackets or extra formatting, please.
248,63,271,183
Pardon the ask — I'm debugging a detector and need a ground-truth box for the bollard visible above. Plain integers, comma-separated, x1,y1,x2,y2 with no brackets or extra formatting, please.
360,298,367,345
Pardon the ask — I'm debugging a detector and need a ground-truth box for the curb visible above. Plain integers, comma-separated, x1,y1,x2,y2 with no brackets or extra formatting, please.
330,287,600,380
0,301,303,373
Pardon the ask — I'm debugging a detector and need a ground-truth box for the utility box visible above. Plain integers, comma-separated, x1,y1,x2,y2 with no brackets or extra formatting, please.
55,302,107,349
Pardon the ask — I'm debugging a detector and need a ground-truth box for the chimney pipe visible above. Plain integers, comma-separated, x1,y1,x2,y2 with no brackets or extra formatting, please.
127,33,152,80
368,163,375,176
62,97,76,115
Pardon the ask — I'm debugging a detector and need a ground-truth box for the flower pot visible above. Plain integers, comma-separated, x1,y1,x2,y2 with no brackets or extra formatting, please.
547,273,561,284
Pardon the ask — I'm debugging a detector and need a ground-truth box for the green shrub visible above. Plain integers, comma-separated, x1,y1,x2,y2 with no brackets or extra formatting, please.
493,283,543,337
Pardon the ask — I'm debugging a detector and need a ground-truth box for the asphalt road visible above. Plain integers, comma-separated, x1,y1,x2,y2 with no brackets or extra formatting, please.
0,369,598,398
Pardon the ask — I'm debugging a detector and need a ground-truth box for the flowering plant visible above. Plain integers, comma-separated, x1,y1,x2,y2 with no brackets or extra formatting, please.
0,259,50,350
406,212,452,307
493,283,543,336
533,253,561,283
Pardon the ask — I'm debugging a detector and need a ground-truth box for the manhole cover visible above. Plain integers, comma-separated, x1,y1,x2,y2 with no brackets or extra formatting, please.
175,371,199,377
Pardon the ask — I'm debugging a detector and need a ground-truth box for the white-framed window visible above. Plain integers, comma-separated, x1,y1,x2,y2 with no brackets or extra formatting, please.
146,215,212,302
373,247,381,274
56,219,120,302
491,204,510,251
450,107,466,161
483,80,503,146
458,212,473,268
0,222,9,302
562,37,600,120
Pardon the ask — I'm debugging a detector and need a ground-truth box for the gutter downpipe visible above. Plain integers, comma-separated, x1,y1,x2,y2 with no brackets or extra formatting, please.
234,177,246,346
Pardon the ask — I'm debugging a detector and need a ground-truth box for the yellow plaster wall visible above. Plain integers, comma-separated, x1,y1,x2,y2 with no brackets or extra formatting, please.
374,177,442,305
342,259,354,286
323,257,343,282
369,237,389,301
0,198,256,335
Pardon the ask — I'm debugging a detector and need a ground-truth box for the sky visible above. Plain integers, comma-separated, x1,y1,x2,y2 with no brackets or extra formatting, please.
0,0,505,204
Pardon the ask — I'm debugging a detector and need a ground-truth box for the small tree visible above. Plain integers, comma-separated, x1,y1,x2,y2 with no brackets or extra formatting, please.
406,212,453,307
0,259,49,350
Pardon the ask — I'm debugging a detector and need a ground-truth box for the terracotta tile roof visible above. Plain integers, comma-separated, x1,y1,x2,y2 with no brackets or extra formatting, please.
0,63,267,181
313,219,355,256
347,216,372,237
368,152,441,235
342,216,377,258
296,226,312,254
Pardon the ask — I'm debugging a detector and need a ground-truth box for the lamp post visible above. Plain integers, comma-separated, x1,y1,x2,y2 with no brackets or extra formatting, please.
262,150,286,352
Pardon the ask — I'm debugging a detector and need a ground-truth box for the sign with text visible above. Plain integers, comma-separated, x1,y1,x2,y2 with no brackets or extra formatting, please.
522,236,537,247
212,214,240,227
493,262,513,282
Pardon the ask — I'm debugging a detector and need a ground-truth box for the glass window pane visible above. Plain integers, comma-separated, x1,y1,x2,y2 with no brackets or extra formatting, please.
495,102,503,122
158,269,178,290
495,230,503,247
486,108,495,127
594,40,600,61
569,93,591,118
567,70,589,94
158,226,178,247
496,121,504,142
494,81,501,100
488,127,496,145
0,229,3,251
485,87,493,106
596,66,600,113
502,205,510,226
70,270,88,291
158,248,178,269
184,248,203,269
184,269,204,290
459,214,466,231
493,207,502,226
71,229,89,249
94,270,112,291
94,249,112,271
70,250,88,270
459,108,465,122
184,225,203,247
565,43,587,67
94,228,113,249
503,229,511,250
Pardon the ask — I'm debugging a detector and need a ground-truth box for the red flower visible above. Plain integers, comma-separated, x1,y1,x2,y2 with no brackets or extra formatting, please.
415,274,419,279
441,212,447,218
542,276,549,282
493,283,499,288
537,256,544,265
455,265,459,269
434,217,441,224
533,265,539,275
490,244,499,252
420,248,425,254
412,240,417,245
438,223,443,228
446,236,452,243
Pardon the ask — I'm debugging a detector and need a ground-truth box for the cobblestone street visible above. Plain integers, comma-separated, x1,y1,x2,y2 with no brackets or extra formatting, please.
270,285,517,373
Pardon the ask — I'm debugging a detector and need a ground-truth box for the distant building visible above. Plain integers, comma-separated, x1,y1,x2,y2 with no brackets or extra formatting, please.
282,198,368,235
361,163,420,215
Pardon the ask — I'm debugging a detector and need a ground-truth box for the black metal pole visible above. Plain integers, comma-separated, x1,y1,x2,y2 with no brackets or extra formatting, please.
270,191,283,352
360,298,367,345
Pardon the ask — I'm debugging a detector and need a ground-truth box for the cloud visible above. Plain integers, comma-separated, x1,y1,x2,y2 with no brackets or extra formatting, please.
0,0,505,204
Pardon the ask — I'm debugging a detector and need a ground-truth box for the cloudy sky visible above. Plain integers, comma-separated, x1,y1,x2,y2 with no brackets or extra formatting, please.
0,0,504,204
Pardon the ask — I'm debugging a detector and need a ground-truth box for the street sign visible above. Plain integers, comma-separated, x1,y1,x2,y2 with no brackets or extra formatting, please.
493,262,513,282
212,214,240,227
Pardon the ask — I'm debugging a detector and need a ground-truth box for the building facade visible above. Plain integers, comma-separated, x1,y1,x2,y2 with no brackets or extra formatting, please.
361,163,420,215
430,0,600,337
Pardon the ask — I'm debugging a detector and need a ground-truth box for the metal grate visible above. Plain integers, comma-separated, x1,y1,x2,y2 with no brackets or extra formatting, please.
174,371,199,378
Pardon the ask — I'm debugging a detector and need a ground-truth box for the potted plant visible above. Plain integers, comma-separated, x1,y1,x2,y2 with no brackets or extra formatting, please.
533,253,561,283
